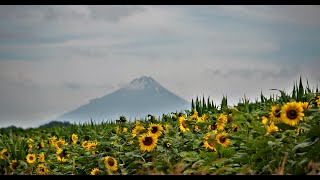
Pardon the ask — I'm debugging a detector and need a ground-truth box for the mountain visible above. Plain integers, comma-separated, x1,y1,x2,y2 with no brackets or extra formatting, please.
56,76,190,124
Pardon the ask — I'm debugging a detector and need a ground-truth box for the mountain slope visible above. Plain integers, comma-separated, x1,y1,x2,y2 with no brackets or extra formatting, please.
57,76,190,124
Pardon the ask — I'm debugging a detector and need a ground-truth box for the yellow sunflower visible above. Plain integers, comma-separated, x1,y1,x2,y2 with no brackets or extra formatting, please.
215,132,230,147
91,168,101,175
26,153,37,164
266,122,279,135
10,160,18,172
48,136,57,146
56,148,62,155
55,138,67,148
299,102,309,110
71,134,78,144
104,156,118,171
164,124,170,132
148,123,164,137
179,116,189,133
231,124,240,133
280,102,304,126
122,127,128,133
316,96,320,108
218,114,228,123
37,163,49,175
207,124,217,131
82,141,89,148
132,125,145,138
138,133,158,152
269,105,281,122
40,140,45,148
195,116,205,131
0,149,8,159
27,138,34,144
216,122,225,131
203,140,217,152
190,108,198,120
38,152,45,162
56,155,67,163
261,116,269,125
87,142,98,151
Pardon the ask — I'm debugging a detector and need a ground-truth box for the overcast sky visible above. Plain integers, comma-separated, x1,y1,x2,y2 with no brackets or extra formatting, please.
0,5,320,128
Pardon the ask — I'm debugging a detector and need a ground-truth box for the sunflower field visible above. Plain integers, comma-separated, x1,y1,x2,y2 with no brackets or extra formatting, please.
1,77,320,175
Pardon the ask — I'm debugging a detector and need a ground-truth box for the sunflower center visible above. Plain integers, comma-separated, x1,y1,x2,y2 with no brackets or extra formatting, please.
143,137,153,146
209,141,215,147
219,137,226,143
287,109,298,119
151,127,158,133
107,158,115,166
182,120,187,128
275,109,281,118
233,126,238,132
29,156,34,160
11,162,18,169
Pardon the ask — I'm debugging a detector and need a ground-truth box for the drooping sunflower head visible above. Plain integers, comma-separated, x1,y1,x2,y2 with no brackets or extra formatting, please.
38,152,45,162
148,123,164,137
104,156,118,171
138,133,158,152
280,102,304,126
132,125,145,138
36,163,49,175
179,116,189,133
266,122,279,135
26,154,37,164
215,132,230,147
10,160,18,172
91,168,101,175
203,139,217,152
269,105,282,122
71,134,78,144
190,108,199,120
0,149,8,159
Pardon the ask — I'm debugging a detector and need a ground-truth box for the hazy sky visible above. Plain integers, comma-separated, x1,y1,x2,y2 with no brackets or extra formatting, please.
0,5,320,128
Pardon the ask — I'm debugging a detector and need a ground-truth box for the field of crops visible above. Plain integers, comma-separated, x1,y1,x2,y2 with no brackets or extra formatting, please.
1,77,320,175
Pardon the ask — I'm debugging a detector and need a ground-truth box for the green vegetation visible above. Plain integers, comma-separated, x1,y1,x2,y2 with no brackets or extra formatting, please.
1,76,320,175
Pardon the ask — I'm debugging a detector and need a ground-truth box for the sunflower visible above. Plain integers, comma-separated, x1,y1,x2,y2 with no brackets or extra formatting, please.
299,102,309,110
207,123,217,131
56,148,62,155
28,144,33,150
40,140,45,149
71,134,78,144
56,155,67,163
269,105,281,122
195,116,205,131
91,168,101,175
231,124,240,133
261,116,269,125
203,131,217,140
316,96,320,108
0,149,8,159
48,136,57,146
82,141,89,148
36,163,49,175
266,122,279,135
26,154,37,164
218,114,228,123
190,109,198,120
122,127,128,133
27,138,34,144
55,138,67,148
215,132,230,147
38,152,45,162
138,133,158,152
165,142,171,149
203,140,217,152
280,102,304,126
164,124,170,132
148,123,164,137
10,160,18,172
104,156,118,171
87,142,98,151
216,122,225,131
132,125,145,138
179,116,189,133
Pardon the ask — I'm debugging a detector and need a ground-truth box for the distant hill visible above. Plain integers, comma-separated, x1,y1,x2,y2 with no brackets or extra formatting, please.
56,76,190,124
37,120,72,129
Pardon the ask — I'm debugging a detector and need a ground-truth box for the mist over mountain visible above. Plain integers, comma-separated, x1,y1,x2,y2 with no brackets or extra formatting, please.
56,76,190,124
